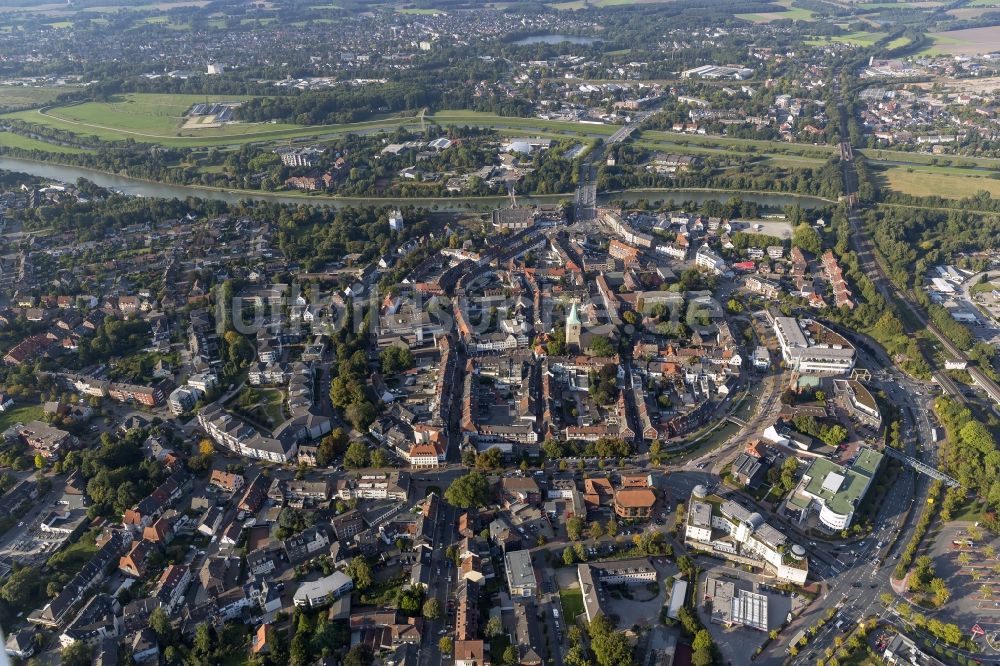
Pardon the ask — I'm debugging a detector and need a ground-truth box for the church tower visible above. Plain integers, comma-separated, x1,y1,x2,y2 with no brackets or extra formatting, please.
565,302,581,350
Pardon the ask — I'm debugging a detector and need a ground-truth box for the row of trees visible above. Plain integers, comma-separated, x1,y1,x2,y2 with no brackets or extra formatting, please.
893,480,942,580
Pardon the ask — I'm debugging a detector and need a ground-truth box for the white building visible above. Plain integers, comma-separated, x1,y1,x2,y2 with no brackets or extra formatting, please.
771,316,855,374
696,245,726,275
389,210,404,232
197,404,298,463
684,487,808,584
293,571,353,608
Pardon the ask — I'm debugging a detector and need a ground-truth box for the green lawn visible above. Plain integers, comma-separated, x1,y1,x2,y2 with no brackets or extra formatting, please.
951,499,987,522
4,100,617,148
48,530,99,574
878,165,1000,199
635,139,828,167
560,588,585,620
639,130,835,156
259,389,285,426
971,281,1000,295
0,404,45,432
0,85,82,112
0,132,90,155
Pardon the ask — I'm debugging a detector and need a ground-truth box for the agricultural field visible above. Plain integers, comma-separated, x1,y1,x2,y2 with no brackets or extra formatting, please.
548,0,671,8
805,30,886,46
920,26,1000,56
735,0,816,23
877,164,1000,199
858,0,945,8
80,0,211,12
948,7,1000,19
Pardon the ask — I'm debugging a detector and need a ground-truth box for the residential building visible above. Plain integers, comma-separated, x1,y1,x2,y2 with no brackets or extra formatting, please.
209,469,245,494
504,549,536,597
59,594,120,648
293,572,353,608
745,275,781,299
331,509,364,541
696,245,726,274
455,640,489,666
833,379,882,429
14,420,79,459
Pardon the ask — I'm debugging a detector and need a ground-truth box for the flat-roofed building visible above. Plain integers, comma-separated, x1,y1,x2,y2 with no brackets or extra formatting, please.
293,572,353,608
833,379,882,429
685,496,808,584
504,550,536,598
788,447,884,530
772,316,855,374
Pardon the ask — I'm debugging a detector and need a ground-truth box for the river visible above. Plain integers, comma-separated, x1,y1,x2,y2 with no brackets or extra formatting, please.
0,155,835,212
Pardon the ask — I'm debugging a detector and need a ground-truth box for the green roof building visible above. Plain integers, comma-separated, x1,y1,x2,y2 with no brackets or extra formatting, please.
788,447,883,531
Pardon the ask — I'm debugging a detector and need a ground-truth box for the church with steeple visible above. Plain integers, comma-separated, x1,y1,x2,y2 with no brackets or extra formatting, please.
565,302,581,351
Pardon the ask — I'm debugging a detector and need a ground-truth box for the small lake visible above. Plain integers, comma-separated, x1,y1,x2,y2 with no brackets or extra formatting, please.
513,34,598,45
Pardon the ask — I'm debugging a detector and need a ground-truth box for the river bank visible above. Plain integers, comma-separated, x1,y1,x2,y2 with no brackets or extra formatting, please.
0,154,836,212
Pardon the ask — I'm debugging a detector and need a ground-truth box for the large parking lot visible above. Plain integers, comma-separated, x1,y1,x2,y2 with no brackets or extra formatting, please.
925,522,1000,638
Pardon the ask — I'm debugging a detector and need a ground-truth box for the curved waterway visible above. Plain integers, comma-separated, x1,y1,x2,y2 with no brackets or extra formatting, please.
0,156,835,211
